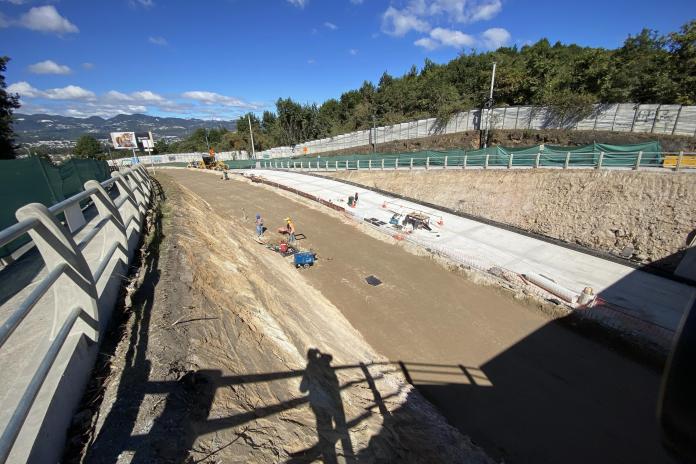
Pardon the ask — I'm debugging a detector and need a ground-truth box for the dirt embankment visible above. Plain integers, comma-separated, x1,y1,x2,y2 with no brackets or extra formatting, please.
324,169,696,270
313,129,696,157
74,175,490,463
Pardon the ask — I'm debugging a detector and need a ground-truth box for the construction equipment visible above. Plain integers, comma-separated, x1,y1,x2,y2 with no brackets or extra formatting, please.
187,149,227,170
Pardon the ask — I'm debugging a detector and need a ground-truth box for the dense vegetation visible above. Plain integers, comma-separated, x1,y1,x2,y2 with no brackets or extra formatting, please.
164,21,695,154
0,56,21,159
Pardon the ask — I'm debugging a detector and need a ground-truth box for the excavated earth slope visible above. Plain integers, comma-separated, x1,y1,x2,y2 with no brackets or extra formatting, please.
75,175,491,463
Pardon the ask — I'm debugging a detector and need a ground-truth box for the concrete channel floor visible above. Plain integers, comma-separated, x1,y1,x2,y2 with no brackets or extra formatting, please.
242,168,696,333
159,169,674,464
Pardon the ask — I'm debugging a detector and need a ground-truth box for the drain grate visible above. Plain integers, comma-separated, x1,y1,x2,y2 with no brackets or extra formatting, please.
365,275,382,286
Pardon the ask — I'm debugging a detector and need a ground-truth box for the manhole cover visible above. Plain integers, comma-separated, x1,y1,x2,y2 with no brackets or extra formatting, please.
365,275,382,286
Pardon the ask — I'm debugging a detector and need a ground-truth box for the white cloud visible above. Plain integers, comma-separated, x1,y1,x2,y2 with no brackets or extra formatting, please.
414,37,438,50
44,85,95,100
350,0,364,4
132,0,154,7
381,0,502,37
287,0,307,8
82,62,95,70
28,60,72,75
381,6,429,37
349,48,358,55
182,91,257,109
324,21,337,30
481,27,511,49
2,0,28,4
430,27,475,48
7,81,42,98
148,36,167,45
19,6,78,34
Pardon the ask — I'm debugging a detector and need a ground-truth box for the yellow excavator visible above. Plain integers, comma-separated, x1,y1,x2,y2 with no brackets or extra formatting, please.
188,148,227,170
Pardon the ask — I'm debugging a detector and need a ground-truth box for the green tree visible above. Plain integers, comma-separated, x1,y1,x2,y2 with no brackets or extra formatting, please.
73,135,104,158
153,139,170,154
0,57,21,159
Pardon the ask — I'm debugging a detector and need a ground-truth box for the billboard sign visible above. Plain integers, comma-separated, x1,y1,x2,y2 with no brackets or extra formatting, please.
111,131,155,151
111,132,138,149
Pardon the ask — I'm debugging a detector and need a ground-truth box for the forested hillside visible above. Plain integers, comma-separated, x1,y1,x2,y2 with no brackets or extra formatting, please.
167,21,695,154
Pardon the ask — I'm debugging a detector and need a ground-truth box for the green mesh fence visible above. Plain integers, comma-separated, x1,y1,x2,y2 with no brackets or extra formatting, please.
0,157,110,258
260,141,663,170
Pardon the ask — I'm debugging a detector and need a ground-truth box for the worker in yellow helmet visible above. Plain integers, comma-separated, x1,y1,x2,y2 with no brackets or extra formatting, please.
277,217,297,244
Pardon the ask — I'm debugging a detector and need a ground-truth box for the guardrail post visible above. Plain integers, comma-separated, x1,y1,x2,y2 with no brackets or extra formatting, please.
676,151,683,171
426,157,430,170
534,152,541,168
123,168,148,216
597,151,604,169
463,154,467,169
508,153,513,169
634,151,643,170
84,180,128,267
15,204,99,342
564,152,570,169
484,154,489,169
111,172,141,232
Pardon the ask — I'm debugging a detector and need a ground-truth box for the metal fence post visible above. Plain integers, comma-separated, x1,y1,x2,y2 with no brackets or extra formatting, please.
395,158,399,170
535,152,541,168
508,153,513,169
564,152,570,169
444,156,448,169
381,158,385,170
369,159,372,170
357,160,361,170
676,151,684,171
484,154,489,169
597,152,604,169
463,154,467,169
410,158,413,170
635,151,642,170
426,157,430,170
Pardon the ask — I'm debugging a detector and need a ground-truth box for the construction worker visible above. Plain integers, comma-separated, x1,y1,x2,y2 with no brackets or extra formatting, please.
277,217,296,243
255,213,265,239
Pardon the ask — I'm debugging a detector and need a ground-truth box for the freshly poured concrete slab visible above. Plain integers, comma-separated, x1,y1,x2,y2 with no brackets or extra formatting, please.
243,169,696,332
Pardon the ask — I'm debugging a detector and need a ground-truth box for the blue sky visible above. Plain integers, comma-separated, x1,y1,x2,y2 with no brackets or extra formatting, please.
1,0,693,119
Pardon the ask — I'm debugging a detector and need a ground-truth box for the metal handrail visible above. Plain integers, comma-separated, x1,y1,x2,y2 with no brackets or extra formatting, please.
0,263,67,348
0,305,87,463
0,164,151,463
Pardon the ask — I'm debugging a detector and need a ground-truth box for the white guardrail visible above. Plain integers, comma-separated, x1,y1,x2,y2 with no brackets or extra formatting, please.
0,165,153,463
256,103,696,159
259,151,696,172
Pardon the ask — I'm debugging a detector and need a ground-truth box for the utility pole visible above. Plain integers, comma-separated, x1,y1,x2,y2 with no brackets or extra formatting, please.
248,114,256,159
372,115,377,153
482,61,497,149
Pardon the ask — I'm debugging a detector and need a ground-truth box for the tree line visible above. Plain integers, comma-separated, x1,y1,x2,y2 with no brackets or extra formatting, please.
1,21,694,159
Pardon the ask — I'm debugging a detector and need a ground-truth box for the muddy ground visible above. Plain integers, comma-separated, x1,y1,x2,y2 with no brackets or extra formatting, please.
66,169,674,464
67,174,491,464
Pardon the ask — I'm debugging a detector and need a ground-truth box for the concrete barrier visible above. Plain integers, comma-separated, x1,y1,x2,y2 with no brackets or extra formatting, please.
0,165,153,464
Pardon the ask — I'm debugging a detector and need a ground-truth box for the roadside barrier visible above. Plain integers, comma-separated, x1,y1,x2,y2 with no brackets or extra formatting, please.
0,165,153,464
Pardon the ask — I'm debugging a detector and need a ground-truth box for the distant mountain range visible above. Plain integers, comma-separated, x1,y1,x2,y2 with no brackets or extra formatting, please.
12,113,237,144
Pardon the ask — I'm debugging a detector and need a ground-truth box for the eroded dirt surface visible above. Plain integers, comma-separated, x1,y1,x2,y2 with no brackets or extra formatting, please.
76,174,490,464
150,169,672,464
